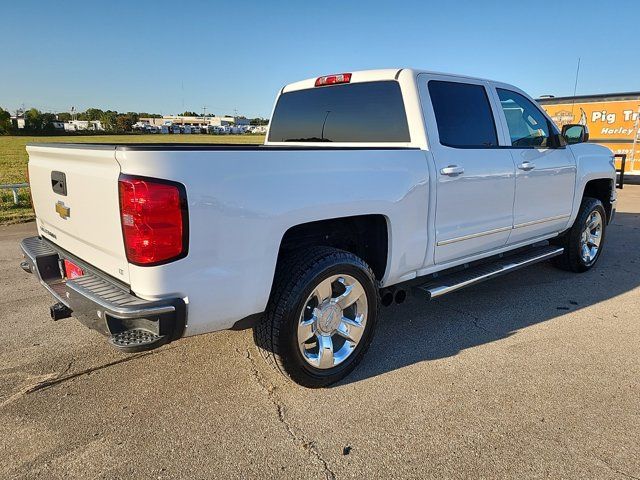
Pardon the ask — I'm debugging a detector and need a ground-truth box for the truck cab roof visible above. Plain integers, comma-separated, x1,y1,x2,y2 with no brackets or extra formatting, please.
281,68,499,93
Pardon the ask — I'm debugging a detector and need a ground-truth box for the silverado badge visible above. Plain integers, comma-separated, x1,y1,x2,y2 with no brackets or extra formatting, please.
55,201,70,220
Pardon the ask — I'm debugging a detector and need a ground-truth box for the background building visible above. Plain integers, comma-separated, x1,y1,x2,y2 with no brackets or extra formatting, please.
140,115,239,127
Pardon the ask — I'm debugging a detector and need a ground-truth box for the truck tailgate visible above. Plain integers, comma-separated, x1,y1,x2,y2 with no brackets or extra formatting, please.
27,144,130,284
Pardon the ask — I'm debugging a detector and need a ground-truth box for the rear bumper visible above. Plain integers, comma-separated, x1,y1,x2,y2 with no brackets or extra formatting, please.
20,236,186,343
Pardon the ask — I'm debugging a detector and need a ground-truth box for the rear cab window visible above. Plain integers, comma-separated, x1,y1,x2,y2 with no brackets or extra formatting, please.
268,81,410,143
427,80,498,148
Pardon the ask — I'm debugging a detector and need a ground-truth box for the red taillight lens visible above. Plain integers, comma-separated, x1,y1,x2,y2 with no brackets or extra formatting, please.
315,73,352,87
64,259,84,279
118,176,187,265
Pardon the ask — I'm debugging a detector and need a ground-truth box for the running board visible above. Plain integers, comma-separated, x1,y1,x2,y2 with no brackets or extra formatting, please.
417,246,564,300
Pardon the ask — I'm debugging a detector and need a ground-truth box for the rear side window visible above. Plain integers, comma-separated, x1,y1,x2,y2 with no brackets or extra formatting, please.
268,81,410,143
428,80,498,148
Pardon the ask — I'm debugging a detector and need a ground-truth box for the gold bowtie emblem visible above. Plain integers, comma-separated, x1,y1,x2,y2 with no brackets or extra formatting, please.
55,201,70,220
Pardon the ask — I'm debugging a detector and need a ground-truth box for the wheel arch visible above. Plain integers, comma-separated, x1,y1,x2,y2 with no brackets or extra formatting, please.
275,214,390,283
582,178,614,222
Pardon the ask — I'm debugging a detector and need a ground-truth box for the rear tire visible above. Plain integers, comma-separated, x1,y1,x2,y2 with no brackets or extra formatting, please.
552,197,606,273
254,247,379,388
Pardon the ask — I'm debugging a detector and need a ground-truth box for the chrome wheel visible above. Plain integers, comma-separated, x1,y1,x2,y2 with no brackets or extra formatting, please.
580,210,603,264
297,274,368,370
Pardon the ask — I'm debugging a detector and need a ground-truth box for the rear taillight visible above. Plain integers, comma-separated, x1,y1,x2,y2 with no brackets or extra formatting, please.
118,175,188,266
315,73,352,87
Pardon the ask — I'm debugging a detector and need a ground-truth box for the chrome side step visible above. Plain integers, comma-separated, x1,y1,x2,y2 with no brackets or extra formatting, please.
417,246,564,300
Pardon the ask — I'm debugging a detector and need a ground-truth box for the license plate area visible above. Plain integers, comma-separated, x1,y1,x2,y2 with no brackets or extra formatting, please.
63,258,84,279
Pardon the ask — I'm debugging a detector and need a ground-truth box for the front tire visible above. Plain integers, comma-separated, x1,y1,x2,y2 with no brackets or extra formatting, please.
552,197,607,272
254,247,379,388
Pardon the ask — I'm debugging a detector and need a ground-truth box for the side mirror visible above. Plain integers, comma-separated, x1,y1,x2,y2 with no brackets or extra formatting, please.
562,124,589,145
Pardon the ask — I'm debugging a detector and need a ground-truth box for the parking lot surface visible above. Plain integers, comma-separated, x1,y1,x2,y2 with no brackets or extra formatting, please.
1,187,639,479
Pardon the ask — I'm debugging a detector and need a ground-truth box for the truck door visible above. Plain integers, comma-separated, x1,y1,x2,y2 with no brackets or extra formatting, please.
418,74,516,264
490,85,576,244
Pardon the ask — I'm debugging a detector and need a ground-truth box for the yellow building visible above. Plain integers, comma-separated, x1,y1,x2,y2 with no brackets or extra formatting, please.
538,92,640,172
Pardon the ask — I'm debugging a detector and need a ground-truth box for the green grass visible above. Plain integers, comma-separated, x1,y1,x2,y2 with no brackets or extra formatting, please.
0,134,265,224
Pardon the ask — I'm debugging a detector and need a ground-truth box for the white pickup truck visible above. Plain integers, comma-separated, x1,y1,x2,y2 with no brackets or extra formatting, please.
21,69,617,387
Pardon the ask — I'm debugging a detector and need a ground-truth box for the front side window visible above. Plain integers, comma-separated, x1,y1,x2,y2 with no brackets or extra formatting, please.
268,81,410,143
428,80,498,148
497,88,553,148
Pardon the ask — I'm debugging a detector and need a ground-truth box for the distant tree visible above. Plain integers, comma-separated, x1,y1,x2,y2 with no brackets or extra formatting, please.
138,112,162,118
115,114,135,132
250,117,269,126
24,108,44,130
57,112,72,122
40,112,58,132
83,108,105,121
0,107,11,134
100,110,118,130
126,112,140,123
180,111,199,117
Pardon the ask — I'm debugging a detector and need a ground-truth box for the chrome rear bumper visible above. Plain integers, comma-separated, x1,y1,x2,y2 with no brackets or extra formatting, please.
20,236,185,342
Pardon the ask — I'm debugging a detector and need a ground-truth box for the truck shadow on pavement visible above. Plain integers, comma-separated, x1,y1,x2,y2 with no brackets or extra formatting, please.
342,211,640,385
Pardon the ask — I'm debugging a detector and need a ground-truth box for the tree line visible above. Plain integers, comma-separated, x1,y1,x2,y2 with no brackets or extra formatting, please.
0,106,269,135
0,106,153,134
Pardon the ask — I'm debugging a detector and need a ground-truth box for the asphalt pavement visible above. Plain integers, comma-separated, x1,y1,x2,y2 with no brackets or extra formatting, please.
1,187,639,479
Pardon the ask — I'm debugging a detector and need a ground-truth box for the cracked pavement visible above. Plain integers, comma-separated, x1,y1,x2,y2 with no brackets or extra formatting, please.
1,186,639,479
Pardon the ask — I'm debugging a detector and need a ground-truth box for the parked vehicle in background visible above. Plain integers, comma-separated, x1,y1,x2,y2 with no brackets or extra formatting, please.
20,68,616,387
248,125,268,134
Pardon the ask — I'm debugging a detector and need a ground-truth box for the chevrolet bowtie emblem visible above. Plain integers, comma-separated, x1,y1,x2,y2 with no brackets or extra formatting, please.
55,201,70,220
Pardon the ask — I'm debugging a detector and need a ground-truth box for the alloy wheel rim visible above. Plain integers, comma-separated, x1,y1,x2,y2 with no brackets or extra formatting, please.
580,210,603,264
297,274,368,370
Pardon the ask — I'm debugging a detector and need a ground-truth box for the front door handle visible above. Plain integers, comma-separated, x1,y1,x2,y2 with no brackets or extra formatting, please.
440,165,465,176
518,161,536,171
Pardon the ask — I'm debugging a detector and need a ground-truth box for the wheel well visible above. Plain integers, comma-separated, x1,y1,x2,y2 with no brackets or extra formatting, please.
583,179,613,220
277,215,389,281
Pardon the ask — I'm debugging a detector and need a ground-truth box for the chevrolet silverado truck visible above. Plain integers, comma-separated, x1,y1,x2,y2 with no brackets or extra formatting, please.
20,69,617,387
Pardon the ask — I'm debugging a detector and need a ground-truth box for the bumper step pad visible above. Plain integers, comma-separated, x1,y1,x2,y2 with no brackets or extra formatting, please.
109,329,167,353
21,236,186,352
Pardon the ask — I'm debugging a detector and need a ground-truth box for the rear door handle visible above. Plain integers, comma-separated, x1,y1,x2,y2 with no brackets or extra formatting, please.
440,165,464,176
518,162,536,171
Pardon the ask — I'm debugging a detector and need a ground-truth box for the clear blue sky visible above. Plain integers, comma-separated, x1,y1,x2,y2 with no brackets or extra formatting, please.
2,0,638,118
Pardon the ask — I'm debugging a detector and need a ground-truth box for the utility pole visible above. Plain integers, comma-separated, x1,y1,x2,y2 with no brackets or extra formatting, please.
202,106,207,125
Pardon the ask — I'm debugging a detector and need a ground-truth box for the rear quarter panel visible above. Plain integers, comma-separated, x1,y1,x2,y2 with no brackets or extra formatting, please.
116,148,429,335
